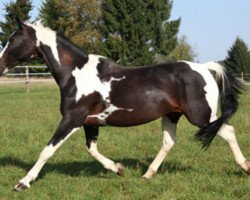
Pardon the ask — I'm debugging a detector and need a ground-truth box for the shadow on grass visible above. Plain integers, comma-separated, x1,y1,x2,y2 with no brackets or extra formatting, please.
224,169,246,177
0,156,198,179
118,158,194,175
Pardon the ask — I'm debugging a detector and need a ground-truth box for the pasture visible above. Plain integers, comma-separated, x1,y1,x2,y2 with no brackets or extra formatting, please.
0,83,249,199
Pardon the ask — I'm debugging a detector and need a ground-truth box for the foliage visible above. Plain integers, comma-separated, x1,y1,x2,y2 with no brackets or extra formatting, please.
100,0,180,66
224,37,250,74
0,0,32,48
39,0,66,33
155,35,197,63
0,83,250,199
40,0,102,53
3,0,181,66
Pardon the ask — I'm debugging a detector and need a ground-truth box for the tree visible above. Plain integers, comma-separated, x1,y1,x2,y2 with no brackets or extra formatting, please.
101,0,180,66
0,0,32,48
155,35,197,63
39,0,102,53
224,37,250,74
39,0,66,33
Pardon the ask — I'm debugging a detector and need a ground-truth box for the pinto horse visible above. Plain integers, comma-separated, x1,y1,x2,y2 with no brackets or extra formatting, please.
0,18,249,191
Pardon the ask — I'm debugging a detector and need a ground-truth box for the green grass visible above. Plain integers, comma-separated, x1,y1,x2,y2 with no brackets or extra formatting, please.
0,83,249,200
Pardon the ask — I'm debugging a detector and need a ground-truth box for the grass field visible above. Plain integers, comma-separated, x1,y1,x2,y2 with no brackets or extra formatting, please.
0,83,249,200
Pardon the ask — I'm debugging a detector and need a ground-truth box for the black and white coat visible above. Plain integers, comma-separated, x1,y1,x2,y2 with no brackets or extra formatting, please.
0,19,249,191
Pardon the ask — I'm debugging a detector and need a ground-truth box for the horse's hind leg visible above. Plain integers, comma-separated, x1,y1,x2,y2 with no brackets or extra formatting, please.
185,105,250,174
218,124,250,174
143,113,181,179
84,125,124,176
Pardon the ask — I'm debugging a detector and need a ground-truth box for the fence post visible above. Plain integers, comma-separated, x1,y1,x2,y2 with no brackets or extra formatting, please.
241,71,244,83
25,66,29,93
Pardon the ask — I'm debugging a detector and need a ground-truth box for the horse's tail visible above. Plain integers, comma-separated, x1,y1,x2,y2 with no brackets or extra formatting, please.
195,62,243,149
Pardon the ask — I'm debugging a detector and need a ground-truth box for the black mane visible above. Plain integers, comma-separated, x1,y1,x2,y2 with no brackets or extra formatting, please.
56,33,88,57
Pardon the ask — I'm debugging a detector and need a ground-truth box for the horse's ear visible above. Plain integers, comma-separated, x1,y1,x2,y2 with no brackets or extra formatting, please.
15,17,25,29
9,14,25,29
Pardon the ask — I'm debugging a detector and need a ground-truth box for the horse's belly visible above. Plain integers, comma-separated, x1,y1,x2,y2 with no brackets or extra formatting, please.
84,108,163,127
83,89,178,127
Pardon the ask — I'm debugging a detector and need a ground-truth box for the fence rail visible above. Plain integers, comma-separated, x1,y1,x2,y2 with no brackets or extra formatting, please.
0,65,249,93
0,66,54,92
236,73,250,83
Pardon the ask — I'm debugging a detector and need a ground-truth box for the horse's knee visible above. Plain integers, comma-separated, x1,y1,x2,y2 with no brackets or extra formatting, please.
162,116,176,150
163,137,175,149
162,131,176,152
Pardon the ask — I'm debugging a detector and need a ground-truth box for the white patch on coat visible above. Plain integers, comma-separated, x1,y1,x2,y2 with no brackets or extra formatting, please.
143,116,176,179
87,141,123,173
0,42,9,58
72,54,124,101
24,22,60,65
0,42,10,74
88,104,133,123
3,69,8,74
203,61,226,92
17,127,79,187
184,61,219,122
218,124,247,166
72,54,132,122
1,31,17,58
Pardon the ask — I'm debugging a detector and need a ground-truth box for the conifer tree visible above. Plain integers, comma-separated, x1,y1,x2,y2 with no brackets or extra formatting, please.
224,37,250,74
39,0,102,53
39,0,66,33
101,0,180,66
155,35,197,63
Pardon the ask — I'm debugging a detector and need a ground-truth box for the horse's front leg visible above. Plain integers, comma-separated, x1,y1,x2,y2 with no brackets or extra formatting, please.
84,125,124,176
14,117,80,191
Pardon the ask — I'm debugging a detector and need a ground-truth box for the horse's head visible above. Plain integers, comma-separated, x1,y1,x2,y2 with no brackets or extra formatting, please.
0,17,39,75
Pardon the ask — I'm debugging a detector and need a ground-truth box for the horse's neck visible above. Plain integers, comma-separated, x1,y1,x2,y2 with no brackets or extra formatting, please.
39,36,88,88
39,45,63,86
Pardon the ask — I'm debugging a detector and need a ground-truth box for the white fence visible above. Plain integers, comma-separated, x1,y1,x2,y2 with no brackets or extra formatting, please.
0,66,54,92
237,73,250,83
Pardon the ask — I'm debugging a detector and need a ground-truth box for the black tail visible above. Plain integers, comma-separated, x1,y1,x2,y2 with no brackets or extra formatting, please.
195,63,243,149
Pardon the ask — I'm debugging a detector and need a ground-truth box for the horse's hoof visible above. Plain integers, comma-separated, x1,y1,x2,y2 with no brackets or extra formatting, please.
14,182,30,192
240,161,250,175
116,163,124,176
142,168,156,179
244,161,250,175
142,175,150,180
